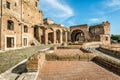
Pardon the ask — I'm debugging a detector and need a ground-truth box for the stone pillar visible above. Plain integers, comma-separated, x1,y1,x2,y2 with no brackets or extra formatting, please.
44,29,48,45
65,31,68,43
60,30,63,44
38,28,42,43
53,30,56,44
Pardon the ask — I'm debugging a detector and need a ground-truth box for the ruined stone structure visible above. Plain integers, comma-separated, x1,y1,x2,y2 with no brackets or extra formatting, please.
0,0,110,50
0,0,69,50
70,21,110,45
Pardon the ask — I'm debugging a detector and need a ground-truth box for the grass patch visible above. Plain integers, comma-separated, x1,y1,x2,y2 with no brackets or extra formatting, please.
0,45,52,74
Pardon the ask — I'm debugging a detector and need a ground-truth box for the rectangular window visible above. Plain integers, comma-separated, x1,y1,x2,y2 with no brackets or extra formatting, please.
6,1,10,9
7,37,14,48
35,2,37,7
24,25,28,33
7,20,14,30
23,38,27,46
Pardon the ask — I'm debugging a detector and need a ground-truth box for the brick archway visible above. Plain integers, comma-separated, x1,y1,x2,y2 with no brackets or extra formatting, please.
71,30,85,42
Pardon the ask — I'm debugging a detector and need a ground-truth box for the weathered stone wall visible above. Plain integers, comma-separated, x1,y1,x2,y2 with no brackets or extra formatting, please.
70,24,90,41
22,0,43,25
26,53,45,71
99,46,120,58
70,21,110,45
0,0,44,49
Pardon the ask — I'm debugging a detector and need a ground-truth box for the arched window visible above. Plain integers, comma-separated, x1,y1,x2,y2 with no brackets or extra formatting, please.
24,25,28,33
7,20,14,30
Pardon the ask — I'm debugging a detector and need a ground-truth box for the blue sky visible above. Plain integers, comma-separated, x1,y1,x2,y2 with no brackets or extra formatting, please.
39,0,120,34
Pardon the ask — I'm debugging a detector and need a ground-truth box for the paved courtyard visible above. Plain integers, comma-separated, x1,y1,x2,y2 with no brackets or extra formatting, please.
36,61,120,80
54,49,84,55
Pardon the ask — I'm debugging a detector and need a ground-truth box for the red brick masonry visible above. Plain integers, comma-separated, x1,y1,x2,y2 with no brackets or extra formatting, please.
36,61,120,80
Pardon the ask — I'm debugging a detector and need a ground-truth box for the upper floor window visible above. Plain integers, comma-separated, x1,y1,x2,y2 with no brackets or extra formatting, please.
24,25,28,33
7,20,14,30
6,1,10,9
35,2,38,7
106,36,108,41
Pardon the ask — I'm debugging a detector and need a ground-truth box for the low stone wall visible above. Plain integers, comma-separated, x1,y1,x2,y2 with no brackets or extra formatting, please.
50,46,81,50
99,46,120,58
80,47,92,53
46,53,96,61
83,42,102,47
93,56,120,73
26,52,45,72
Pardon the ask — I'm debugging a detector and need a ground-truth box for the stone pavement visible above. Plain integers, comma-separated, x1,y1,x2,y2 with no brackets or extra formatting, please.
36,61,120,80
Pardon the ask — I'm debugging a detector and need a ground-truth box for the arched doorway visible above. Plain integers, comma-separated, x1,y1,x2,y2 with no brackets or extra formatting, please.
71,30,85,42
48,28,54,44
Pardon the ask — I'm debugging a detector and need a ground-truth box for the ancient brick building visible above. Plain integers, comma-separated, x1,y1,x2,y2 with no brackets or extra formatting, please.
0,0,44,50
0,0,69,50
0,0,110,50
70,21,110,45
41,18,69,45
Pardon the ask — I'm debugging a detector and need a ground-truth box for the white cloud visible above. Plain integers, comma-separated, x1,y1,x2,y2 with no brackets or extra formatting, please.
39,0,74,23
106,0,120,7
88,18,107,23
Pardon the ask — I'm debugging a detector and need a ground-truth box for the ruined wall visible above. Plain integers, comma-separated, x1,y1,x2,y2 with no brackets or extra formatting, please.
70,24,90,41
0,0,43,50
0,0,22,49
22,0,43,25
89,21,110,45
70,21,110,45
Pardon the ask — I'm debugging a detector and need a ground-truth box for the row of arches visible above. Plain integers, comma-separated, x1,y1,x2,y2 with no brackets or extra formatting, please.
34,26,68,45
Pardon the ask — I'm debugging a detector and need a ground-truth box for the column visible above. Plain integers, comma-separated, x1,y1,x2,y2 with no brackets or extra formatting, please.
38,28,42,43
60,30,63,44
65,31,68,43
44,29,48,45
53,30,56,44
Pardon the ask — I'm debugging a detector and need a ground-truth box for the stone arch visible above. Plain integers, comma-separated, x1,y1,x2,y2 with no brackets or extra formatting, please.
71,29,85,42
48,28,54,44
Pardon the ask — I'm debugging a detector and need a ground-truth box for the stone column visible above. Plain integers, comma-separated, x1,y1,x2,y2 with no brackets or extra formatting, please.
60,30,63,44
53,30,56,44
38,28,42,43
65,31,68,43
44,29,48,45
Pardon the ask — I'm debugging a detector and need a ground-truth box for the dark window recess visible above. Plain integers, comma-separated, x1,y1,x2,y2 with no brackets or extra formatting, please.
106,37,108,41
6,1,10,9
7,37,14,48
24,25,28,33
7,20,14,30
23,38,27,46
35,2,37,7
15,3,17,6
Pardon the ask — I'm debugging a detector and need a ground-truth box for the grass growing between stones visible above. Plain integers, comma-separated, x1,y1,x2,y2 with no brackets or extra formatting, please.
0,45,53,74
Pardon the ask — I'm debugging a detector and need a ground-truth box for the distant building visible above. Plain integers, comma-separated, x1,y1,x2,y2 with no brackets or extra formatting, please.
70,21,110,45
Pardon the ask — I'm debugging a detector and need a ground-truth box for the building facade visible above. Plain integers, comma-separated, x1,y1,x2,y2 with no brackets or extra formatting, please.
70,21,110,45
0,0,69,50
0,0,110,50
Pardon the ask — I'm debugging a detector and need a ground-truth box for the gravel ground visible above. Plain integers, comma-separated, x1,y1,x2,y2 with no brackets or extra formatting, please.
0,45,53,74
